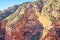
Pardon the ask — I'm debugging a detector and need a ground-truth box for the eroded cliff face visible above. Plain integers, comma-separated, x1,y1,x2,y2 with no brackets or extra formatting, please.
1,0,60,40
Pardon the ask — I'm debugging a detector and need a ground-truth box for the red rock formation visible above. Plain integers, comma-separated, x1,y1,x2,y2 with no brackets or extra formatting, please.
42,21,60,40
5,8,43,40
1,20,8,29
1,0,60,40
0,20,8,40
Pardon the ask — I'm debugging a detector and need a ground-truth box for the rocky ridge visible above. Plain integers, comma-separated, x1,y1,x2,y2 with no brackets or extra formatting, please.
1,0,60,40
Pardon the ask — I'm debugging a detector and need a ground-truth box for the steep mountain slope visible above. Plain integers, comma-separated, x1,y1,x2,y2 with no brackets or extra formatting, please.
1,0,60,40
0,5,19,21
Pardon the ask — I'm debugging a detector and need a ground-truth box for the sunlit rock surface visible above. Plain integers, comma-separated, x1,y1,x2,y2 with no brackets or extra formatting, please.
0,0,60,40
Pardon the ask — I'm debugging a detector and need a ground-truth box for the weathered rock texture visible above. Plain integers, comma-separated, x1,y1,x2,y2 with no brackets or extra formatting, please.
0,0,60,40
